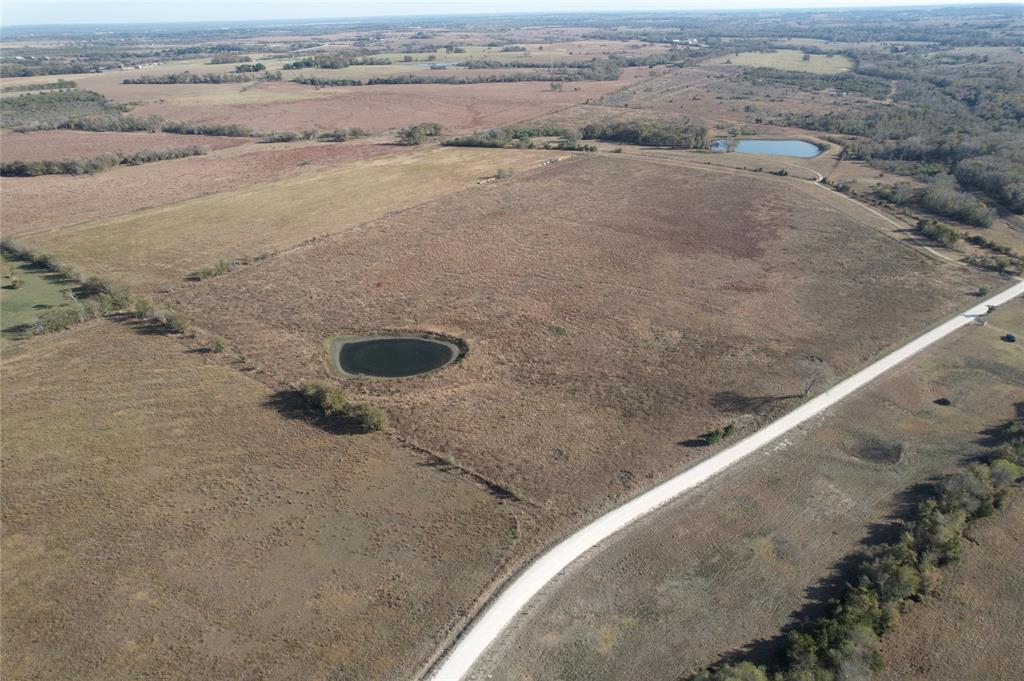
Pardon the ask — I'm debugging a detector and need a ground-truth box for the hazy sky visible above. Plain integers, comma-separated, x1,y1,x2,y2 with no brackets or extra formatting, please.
2,0,1021,26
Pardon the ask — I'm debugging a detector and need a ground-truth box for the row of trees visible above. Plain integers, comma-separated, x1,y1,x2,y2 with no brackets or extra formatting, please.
210,54,252,64
397,122,442,145
442,124,574,149
122,71,259,84
1,145,207,177
873,177,994,227
291,66,613,88
299,380,387,433
2,89,128,129
580,119,709,149
260,128,368,143
1,79,77,93
692,418,1024,681
283,55,392,69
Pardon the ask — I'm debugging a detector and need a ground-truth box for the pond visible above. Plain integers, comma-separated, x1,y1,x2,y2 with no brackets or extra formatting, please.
332,336,460,378
711,138,821,158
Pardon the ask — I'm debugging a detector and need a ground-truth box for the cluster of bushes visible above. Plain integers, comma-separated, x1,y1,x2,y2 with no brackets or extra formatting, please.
210,54,252,64
160,120,255,137
316,127,368,142
916,218,961,247
283,55,391,69
954,156,1024,214
292,63,620,88
742,67,891,99
456,58,623,80
873,178,994,228
1,237,194,336
1,89,129,129
188,253,267,280
397,122,442,145
122,71,259,84
234,62,266,73
260,128,369,143
921,177,994,227
1,79,77,93
703,423,737,445
299,380,388,433
691,419,1024,681
1,145,206,177
443,124,576,149
964,254,1021,275
580,119,709,149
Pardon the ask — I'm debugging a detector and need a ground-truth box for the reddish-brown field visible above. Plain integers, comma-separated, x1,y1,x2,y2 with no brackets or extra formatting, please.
0,129,247,162
130,78,633,133
164,154,996,522
0,138,401,234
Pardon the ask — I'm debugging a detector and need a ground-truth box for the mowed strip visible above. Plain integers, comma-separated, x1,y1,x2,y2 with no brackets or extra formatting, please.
26,146,564,290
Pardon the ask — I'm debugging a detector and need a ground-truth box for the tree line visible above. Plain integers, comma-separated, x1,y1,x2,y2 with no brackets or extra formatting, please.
1,145,208,177
283,55,392,69
1,79,77,93
122,71,261,84
691,417,1024,681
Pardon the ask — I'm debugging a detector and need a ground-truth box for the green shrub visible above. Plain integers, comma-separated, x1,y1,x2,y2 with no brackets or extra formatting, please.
163,313,192,335
32,306,80,334
211,338,228,353
133,297,155,320
705,429,724,444
347,402,388,432
300,380,349,416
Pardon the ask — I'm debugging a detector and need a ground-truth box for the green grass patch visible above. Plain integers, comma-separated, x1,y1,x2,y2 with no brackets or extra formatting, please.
1,254,80,342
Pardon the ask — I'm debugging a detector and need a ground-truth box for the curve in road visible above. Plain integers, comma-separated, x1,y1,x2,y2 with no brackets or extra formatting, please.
426,279,1024,681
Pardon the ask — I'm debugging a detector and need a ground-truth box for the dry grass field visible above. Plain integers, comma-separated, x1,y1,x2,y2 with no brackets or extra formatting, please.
0,319,528,681
129,77,631,134
20,146,563,289
0,129,248,161
469,298,1024,681
0,138,401,234
707,49,854,74
163,154,997,521
2,14,1020,681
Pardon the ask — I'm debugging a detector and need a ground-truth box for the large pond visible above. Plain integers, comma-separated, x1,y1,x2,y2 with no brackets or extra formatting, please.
711,139,821,158
332,336,460,378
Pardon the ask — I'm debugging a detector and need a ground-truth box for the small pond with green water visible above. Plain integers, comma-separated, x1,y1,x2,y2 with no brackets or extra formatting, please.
332,336,460,378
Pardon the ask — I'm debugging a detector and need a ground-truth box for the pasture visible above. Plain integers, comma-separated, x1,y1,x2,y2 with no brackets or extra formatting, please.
165,154,995,521
471,297,1024,681
22,146,563,289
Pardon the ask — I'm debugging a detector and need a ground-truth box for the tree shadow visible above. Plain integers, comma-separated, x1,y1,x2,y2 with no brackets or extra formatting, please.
265,389,374,435
710,391,802,414
677,438,709,448
703,478,941,671
976,402,1024,448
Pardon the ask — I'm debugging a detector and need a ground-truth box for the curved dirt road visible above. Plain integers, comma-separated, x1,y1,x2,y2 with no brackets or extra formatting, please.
425,279,1024,681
